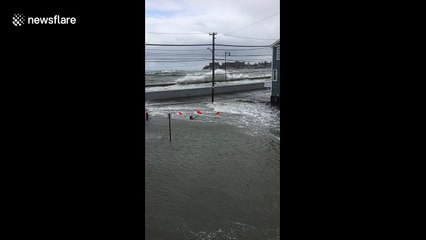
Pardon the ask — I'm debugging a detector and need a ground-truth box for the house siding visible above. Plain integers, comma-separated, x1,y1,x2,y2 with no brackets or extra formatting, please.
271,43,280,107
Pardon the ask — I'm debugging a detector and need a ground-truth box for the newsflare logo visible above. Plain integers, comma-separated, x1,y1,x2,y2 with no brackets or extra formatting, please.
12,13,77,27
12,14,25,26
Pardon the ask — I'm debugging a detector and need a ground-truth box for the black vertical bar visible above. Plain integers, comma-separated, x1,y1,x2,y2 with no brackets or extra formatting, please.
168,113,171,142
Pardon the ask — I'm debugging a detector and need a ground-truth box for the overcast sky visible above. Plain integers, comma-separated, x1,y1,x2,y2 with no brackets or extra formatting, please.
145,0,280,70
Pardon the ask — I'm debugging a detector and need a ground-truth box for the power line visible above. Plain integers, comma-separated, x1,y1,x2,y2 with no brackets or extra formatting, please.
147,55,213,58
146,32,207,35
146,53,270,57
147,58,271,61
146,47,270,52
147,57,211,60
145,43,271,48
146,48,208,52
146,43,271,47
216,44,271,47
215,47,269,51
222,54,271,57
147,51,209,54
223,58,271,62
148,59,211,62
146,43,211,46
226,12,279,35
222,34,277,41
146,59,211,62
147,54,212,58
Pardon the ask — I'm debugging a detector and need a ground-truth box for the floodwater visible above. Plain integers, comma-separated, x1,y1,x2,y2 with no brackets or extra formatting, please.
145,90,280,239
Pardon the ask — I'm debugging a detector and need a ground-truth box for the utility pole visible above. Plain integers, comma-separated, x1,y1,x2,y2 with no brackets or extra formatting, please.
209,32,217,103
224,51,230,81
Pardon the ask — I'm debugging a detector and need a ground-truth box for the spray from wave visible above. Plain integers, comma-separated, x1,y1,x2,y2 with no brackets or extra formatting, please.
175,69,270,85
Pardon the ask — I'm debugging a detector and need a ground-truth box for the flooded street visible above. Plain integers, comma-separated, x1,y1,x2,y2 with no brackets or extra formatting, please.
145,90,280,239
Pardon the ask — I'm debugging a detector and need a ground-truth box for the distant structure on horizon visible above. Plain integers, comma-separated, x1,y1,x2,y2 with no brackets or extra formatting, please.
270,39,280,107
202,61,271,70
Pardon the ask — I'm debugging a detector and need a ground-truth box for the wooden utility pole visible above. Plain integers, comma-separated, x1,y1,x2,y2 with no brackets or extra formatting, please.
209,32,217,102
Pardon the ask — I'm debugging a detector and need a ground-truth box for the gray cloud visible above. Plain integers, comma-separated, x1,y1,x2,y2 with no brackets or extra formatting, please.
145,0,279,70
146,0,279,42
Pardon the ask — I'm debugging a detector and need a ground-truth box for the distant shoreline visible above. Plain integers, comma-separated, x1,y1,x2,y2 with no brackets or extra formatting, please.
202,61,271,70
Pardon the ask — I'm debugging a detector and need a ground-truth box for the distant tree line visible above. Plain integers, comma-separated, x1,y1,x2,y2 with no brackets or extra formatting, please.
202,61,271,70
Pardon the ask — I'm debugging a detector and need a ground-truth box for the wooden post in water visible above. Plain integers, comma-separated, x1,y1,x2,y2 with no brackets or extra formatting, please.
168,113,172,142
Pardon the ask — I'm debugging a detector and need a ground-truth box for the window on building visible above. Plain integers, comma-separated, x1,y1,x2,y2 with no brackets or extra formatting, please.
272,69,277,81
277,47,280,60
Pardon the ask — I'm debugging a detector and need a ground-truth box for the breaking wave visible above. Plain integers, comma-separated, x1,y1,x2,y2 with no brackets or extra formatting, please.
176,69,270,85
146,70,187,77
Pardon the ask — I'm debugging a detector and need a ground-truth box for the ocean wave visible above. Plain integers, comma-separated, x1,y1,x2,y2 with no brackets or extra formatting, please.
176,69,270,85
146,70,186,77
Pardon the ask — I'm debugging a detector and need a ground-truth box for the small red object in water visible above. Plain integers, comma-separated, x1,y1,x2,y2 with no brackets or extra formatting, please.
178,111,183,115
196,110,203,115
216,111,221,115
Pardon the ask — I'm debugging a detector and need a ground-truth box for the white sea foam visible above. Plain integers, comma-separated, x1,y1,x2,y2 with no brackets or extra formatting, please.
175,69,270,85
146,91,279,138
145,79,265,92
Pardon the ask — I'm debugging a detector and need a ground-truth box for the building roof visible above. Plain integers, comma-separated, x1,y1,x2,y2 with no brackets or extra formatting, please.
271,39,280,46
271,39,280,47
